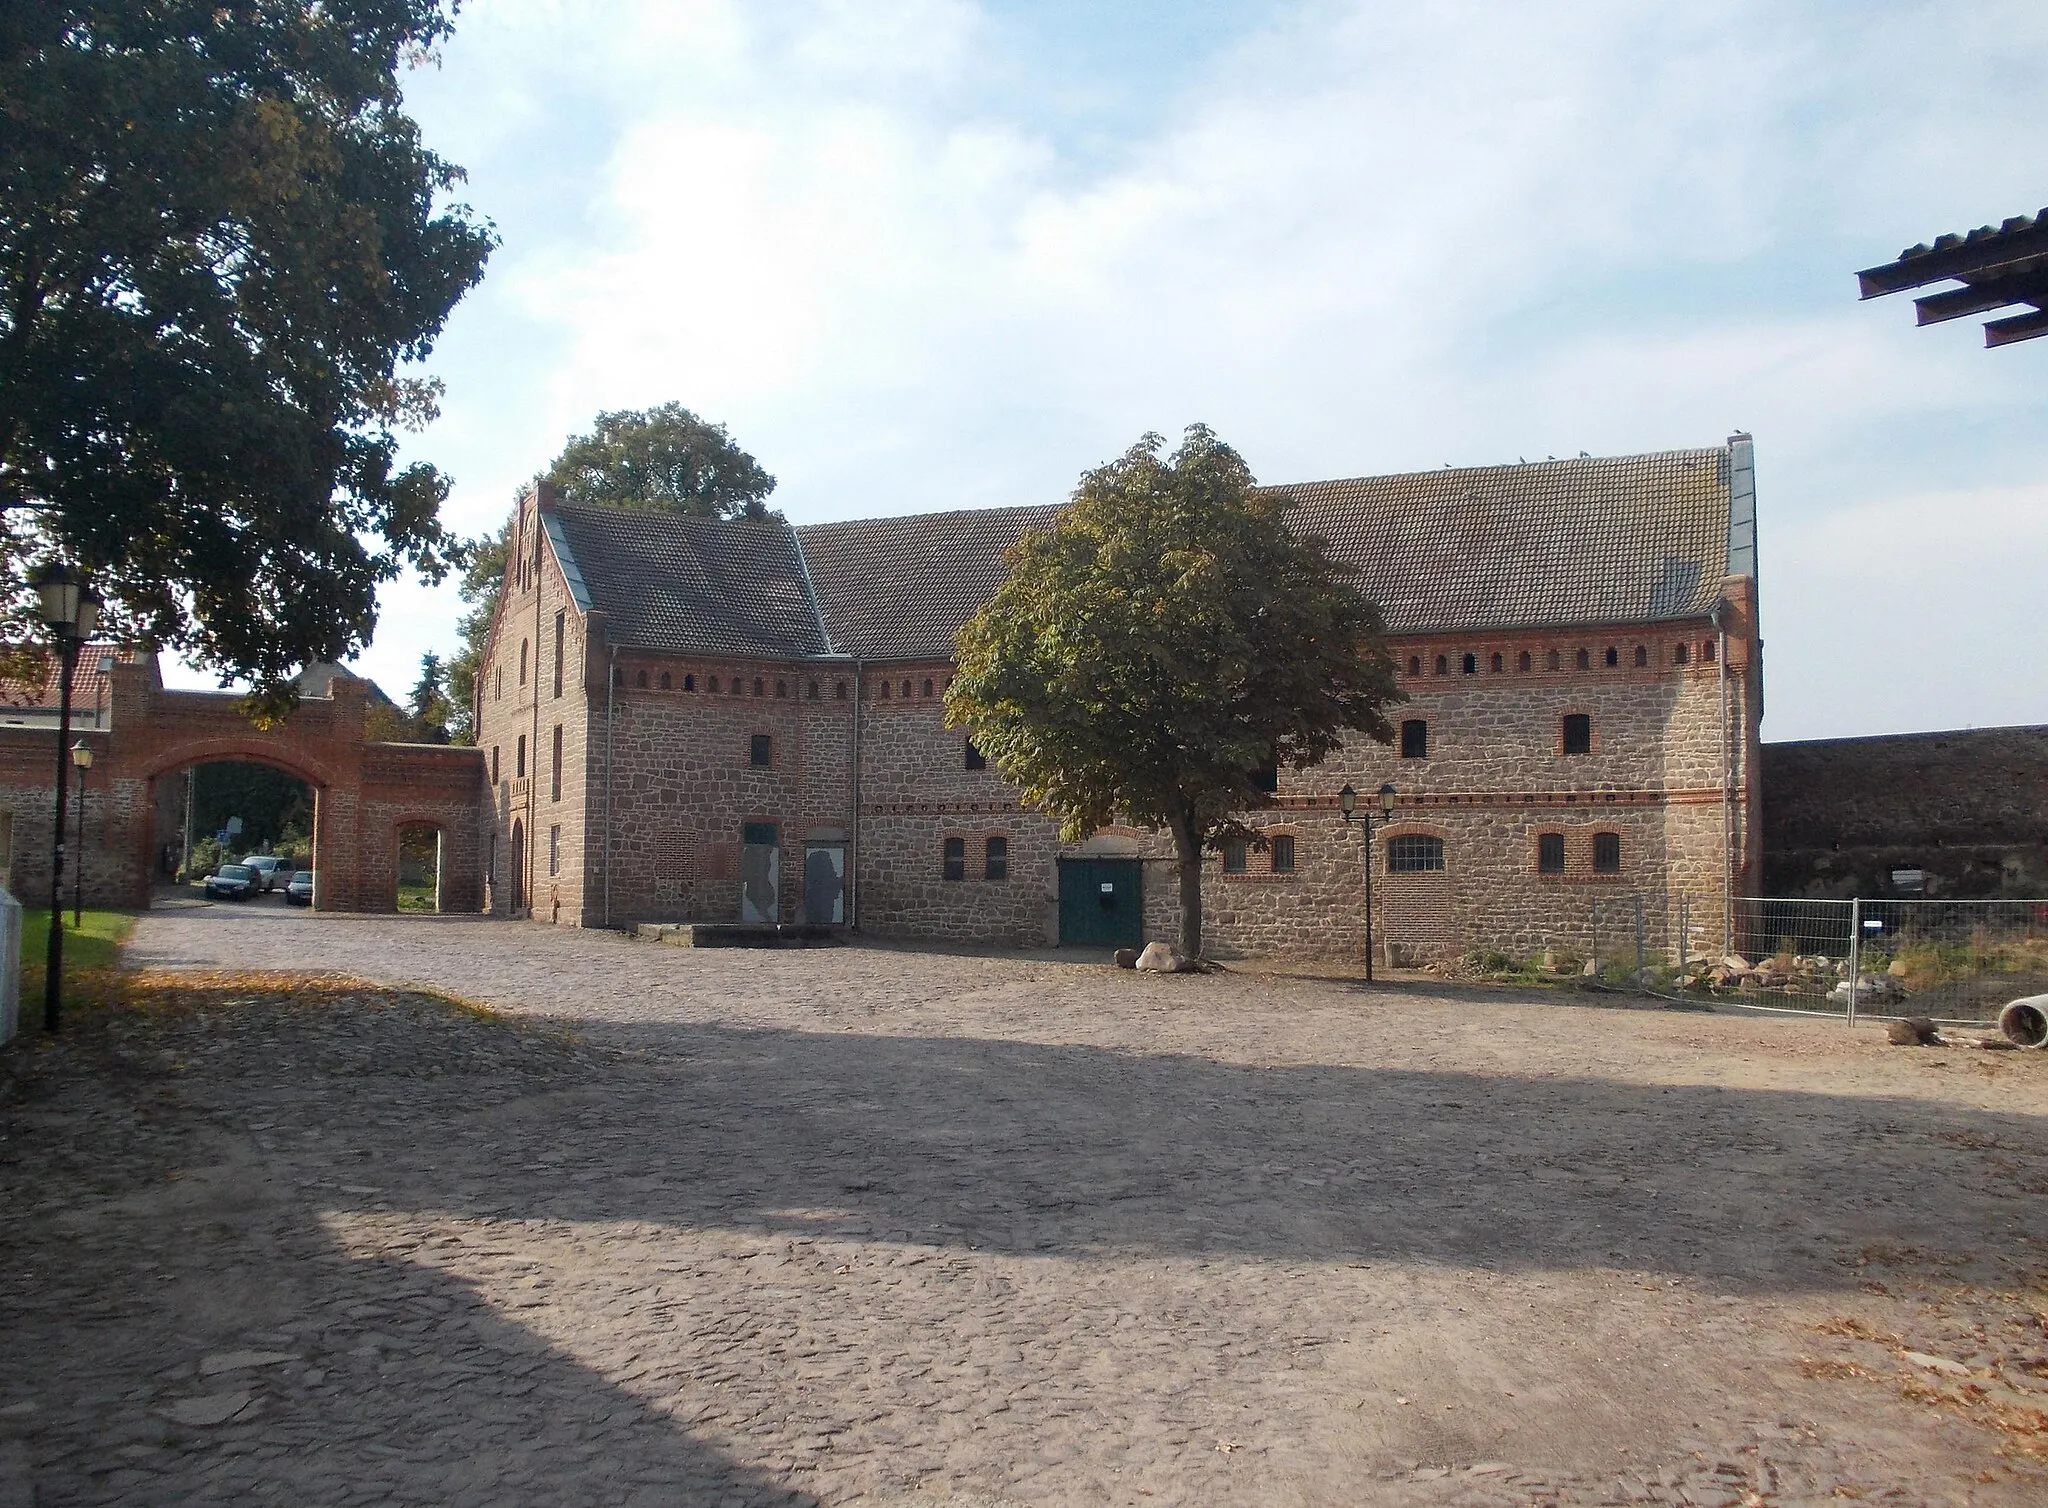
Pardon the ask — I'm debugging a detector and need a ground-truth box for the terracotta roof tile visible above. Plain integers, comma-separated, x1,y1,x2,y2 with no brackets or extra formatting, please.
0,643,133,711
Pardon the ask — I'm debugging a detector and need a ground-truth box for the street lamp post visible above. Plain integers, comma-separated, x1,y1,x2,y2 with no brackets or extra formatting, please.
31,561,101,1034
1340,781,1399,983
70,740,94,928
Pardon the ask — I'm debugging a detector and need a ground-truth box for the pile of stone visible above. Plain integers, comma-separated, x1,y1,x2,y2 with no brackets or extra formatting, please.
1826,971,1909,1007
1676,951,1852,997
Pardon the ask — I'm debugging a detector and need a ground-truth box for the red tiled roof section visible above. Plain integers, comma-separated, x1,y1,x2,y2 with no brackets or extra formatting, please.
1273,448,1733,634
0,643,136,711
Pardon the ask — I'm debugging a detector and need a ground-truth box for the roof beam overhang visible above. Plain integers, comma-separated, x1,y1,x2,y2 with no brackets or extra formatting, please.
1858,222,2048,297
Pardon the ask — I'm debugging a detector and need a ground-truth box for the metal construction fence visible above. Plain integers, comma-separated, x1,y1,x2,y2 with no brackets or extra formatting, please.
1570,894,2048,1026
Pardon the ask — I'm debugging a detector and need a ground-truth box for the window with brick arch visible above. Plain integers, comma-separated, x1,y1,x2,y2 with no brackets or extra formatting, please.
635,669,647,688
984,836,1008,881
964,738,986,771
942,837,965,881
879,680,890,698
708,676,719,693
516,734,526,778
1576,648,1590,670
1386,834,1444,872
1491,652,1503,673
659,671,670,690
1270,835,1296,873
1561,714,1592,755
923,678,934,697
776,679,787,698
1222,839,1247,874
684,674,696,691
1546,649,1560,671
1701,639,1715,664
835,681,847,699
1408,655,1421,676
1400,719,1428,759
519,639,528,686
1605,646,1618,667
900,679,912,699
553,611,565,697
1462,653,1476,675
1434,654,1448,675
550,724,562,801
754,677,765,696
1537,832,1565,874
1673,642,1689,665
1593,831,1622,873
1634,644,1648,666
1517,651,1531,673
491,746,500,783
808,680,819,699
749,734,772,768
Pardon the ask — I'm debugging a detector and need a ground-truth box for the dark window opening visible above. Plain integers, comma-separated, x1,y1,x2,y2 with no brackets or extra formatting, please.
742,821,778,846
1576,648,1590,670
808,680,819,699
684,673,696,691
1250,759,1279,793
942,837,965,881
1461,653,1476,674
900,679,912,699
1387,834,1445,872
754,677,765,696
516,735,526,779
835,681,847,699
550,724,562,801
776,679,787,698
1546,649,1560,670
1400,719,1429,759
1673,642,1689,665
1434,654,1448,675
708,675,720,693
879,680,890,698
1593,831,1622,873
729,676,741,696
964,739,986,771
635,669,648,688
1537,832,1565,874
553,610,565,697
1604,646,1618,667
491,746,499,783
1222,839,1247,874
1408,655,1422,676
1562,713,1592,755
659,671,671,690
1634,644,1648,666
984,836,1008,881
922,678,934,697
1271,834,1296,873
1518,651,1531,673
749,734,773,767
519,639,528,686
1701,639,1715,664
1491,652,1503,673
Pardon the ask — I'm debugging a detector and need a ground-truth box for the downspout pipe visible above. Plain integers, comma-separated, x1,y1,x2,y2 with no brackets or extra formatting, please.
1710,596,1733,955
849,656,862,931
604,643,617,930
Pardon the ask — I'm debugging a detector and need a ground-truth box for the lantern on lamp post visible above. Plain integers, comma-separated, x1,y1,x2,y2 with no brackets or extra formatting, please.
1340,781,1399,982
30,561,101,1033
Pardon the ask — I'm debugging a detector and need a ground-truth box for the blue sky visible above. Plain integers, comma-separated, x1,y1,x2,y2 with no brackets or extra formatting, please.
178,0,2048,740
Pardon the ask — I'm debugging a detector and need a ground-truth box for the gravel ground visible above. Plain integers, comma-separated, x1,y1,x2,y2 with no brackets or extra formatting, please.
0,903,2043,1506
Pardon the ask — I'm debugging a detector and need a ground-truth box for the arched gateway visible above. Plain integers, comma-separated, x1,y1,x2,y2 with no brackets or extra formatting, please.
0,655,487,913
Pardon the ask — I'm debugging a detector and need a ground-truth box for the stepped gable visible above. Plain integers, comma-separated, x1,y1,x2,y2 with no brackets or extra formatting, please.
1271,448,1733,635
549,504,830,658
796,504,1060,662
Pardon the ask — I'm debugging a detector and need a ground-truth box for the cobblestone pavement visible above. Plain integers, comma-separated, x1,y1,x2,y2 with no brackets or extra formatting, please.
1,905,2044,1506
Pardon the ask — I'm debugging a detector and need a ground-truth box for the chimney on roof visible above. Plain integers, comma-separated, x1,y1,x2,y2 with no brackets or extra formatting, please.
534,479,559,514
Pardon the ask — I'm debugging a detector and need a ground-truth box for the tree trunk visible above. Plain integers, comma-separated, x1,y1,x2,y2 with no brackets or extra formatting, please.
1169,810,1203,959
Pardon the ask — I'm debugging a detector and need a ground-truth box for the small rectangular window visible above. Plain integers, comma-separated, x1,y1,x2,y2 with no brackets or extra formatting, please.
749,734,772,767
491,746,500,784
515,734,526,778
1222,839,1247,874
1561,714,1592,755
1400,719,1428,759
1538,832,1565,874
942,837,965,881
550,724,562,801
964,738,986,772
548,824,560,877
1270,834,1296,874
553,610,565,698
984,836,1008,881
1593,831,1622,873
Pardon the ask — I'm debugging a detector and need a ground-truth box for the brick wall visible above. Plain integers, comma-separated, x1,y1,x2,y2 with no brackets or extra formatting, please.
1761,725,2048,899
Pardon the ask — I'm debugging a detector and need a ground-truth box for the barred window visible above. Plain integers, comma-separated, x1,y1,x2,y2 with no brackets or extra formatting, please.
1271,835,1296,873
984,836,1008,881
1386,834,1445,872
1537,832,1565,874
1222,839,1248,874
942,837,965,881
1593,832,1622,873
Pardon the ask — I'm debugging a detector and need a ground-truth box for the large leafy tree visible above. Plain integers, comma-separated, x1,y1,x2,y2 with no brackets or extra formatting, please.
947,426,1402,959
0,1,495,697
444,405,774,740
544,402,776,518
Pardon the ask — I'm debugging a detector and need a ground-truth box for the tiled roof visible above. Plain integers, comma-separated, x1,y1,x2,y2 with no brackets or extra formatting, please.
796,505,1060,661
550,504,829,658
1273,448,1733,634
555,446,1740,662
0,643,134,711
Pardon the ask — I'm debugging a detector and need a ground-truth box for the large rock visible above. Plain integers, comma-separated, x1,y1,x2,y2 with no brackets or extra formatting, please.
1135,941,1184,973
1111,948,1139,970
1886,1016,1941,1046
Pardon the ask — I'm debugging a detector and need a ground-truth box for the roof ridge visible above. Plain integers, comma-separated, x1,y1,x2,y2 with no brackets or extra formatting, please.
1262,445,1727,494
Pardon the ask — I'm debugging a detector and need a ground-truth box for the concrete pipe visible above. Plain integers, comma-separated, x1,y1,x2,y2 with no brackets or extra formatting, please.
1999,995,2048,1048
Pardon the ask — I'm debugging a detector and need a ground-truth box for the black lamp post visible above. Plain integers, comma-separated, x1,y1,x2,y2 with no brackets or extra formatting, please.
70,740,94,928
1340,781,1398,982
31,561,100,1033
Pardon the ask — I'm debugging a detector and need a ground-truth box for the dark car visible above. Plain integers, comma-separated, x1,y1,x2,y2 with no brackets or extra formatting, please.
285,869,314,907
205,863,258,901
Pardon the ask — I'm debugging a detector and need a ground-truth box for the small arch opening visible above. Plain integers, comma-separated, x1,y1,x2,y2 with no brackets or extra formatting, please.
1461,653,1477,675
659,671,671,690
1673,642,1689,665
1604,646,1618,667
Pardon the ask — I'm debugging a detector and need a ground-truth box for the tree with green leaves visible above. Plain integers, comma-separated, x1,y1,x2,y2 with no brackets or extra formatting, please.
544,403,776,519
0,1,494,702
442,407,774,740
947,426,1402,959
408,650,450,743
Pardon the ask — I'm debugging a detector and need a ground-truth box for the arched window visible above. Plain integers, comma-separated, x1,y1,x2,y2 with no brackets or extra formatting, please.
1593,832,1622,873
635,669,648,689
684,674,696,691
1518,651,1531,673
1462,653,1476,675
708,676,720,693
754,677,765,696
880,680,891,699
1701,639,1715,664
808,680,819,699
1537,832,1565,874
1575,648,1590,670
519,640,528,685
1634,644,1648,667
1491,652,1503,673
1408,655,1422,676
1434,654,1448,675
1562,713,1592,755
835,681,847,699
776,679,788,698
1386,834,1445,872
923,678,934,697
659,671,671,690
900,678,912,698
1673,642,1689,665
729,676,741,696
964,739,986,771
1604,646,1618,667
1546,649,1560,671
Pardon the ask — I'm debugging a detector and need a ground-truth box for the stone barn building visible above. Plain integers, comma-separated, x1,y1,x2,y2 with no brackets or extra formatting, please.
474,436,1763,961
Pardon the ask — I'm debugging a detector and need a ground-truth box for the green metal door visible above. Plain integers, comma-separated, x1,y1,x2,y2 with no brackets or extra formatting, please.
1058,858,1143,948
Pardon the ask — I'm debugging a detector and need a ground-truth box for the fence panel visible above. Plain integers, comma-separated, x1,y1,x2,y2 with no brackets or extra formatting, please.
1841,899,2048,1025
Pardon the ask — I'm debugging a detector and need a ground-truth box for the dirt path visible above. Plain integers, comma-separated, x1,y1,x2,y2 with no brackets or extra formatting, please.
0,906,2042,1505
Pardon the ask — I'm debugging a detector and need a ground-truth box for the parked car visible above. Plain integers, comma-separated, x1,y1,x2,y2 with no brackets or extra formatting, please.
285,869,314,907
205,864,258,901
246,855,290,892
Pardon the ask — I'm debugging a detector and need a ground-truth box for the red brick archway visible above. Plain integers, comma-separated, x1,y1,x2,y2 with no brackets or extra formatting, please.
0,656,487,913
